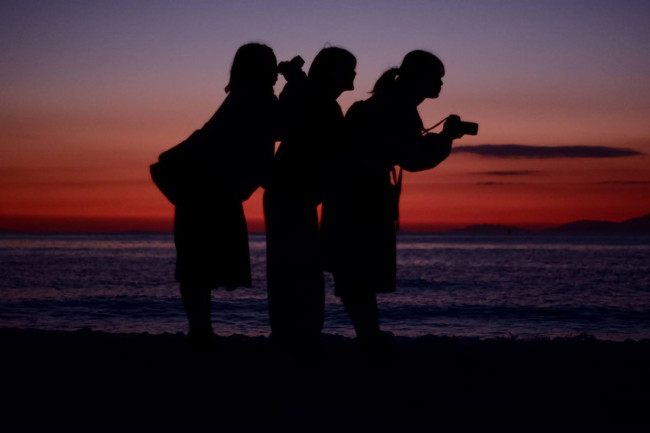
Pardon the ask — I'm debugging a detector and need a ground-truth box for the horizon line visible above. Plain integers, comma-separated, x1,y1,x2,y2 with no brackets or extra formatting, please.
1,213,647,235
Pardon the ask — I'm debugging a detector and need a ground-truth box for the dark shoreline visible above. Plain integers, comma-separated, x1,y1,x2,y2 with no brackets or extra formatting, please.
2,327,649,432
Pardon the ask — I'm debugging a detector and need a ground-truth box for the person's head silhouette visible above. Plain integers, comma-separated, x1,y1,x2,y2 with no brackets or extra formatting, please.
373,50,445,103
225,43,278,94
308,47,357,99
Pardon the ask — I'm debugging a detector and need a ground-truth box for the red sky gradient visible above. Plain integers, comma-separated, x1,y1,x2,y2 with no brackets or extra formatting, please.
1,1,649,232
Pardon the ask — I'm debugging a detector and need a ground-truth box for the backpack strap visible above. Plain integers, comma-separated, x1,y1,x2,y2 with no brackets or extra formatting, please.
390,166,403,231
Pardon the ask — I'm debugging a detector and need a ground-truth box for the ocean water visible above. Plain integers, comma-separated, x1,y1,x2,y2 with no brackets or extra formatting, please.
1,232,649,341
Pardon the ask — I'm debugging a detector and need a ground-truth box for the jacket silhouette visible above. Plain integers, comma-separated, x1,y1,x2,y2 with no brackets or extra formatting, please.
321,50,466,344
321,89,451,293
173,43,278,344
175,87,277,288
264,47,356,350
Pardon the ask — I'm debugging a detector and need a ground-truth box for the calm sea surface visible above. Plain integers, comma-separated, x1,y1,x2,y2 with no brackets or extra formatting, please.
1,233,649,341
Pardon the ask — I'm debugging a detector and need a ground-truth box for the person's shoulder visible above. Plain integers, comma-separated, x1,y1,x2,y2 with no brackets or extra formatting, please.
229,88,277,104
279,81,308,111
225,90,278,120
202,90,277,129
345,99,368,117
259,92,279,109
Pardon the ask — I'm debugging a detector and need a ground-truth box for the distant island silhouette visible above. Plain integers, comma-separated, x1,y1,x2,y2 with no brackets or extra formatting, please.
1,213,649,234
447,224,533,235
449,213,650,235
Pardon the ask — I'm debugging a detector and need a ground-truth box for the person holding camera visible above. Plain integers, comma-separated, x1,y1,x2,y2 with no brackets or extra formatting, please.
321,50,475,352
264,47,357,355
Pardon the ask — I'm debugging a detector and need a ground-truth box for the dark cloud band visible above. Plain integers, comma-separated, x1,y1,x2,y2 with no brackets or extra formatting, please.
453,145,644,158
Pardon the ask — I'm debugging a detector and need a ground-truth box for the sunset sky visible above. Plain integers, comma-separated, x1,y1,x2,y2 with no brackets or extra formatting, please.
1,0,649,232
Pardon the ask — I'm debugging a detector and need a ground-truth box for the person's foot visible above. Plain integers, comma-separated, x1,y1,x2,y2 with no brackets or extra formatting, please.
187,329,218,351
356,330,396,360
270,332,323,362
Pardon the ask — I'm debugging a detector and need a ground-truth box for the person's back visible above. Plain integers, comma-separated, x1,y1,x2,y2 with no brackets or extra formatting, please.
321,50,471,351
172,42,279,346
321,91,415,295
200,87,278,201
266,82,343,206
263,47,357,354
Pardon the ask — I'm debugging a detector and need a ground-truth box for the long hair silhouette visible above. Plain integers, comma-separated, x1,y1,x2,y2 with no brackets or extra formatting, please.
225,43,278,94
372,50,444,94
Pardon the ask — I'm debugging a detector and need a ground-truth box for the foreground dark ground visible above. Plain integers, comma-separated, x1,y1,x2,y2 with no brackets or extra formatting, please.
1,328,649,432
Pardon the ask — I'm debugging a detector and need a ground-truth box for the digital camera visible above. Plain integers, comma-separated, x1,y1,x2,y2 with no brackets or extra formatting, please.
448,114,478,136
459,121,478,136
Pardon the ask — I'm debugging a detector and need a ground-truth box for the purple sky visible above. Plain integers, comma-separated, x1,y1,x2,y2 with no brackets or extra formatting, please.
1,0,649,230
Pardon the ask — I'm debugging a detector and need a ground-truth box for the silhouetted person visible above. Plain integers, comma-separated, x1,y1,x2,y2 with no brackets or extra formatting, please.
321,50,469,351
264,47,357,353
174,43,278,345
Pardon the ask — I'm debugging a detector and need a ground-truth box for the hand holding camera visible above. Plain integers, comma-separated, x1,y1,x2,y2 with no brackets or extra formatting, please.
278,56,307,83
442,114,478,138
423,114,478,139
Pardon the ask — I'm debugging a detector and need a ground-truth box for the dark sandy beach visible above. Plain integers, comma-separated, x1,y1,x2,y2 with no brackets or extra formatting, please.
1,328,649,432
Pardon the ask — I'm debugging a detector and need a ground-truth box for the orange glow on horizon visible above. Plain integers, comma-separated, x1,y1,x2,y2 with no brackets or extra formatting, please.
1,2,649,233
1,130,649,232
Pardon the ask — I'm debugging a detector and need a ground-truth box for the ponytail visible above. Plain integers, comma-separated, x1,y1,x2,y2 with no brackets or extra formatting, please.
372,50,445,95
371,67,399,94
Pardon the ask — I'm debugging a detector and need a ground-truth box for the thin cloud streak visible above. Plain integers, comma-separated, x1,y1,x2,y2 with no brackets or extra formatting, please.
478,170,541,176
598,181,650,185
453,145,644,159
475,180,650,187
0,179,149,188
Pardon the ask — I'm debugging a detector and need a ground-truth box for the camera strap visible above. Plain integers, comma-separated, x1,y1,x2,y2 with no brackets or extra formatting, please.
422,116,449,134
390,165,403,231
